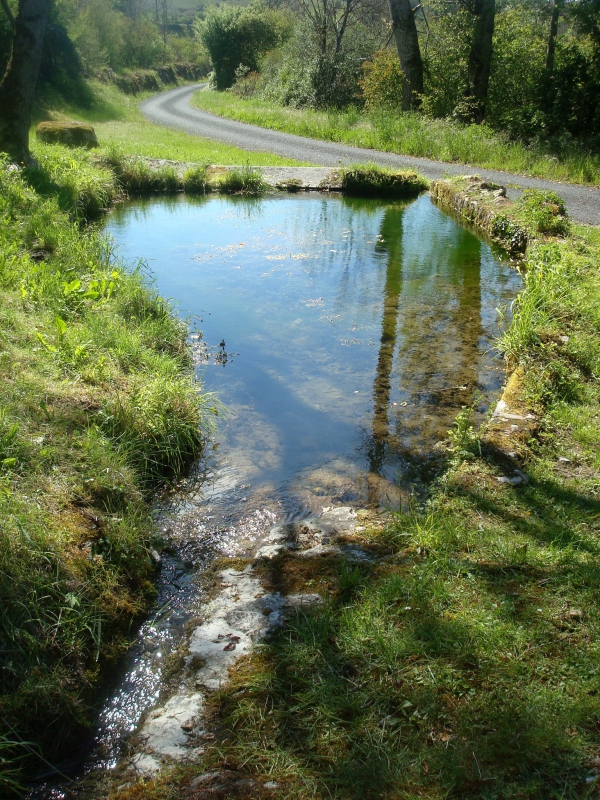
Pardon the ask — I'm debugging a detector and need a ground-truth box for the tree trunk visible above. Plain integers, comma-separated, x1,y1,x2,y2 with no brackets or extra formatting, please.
545,0,562,76
465,0,495,123
0,0,48,164
387,0,423,111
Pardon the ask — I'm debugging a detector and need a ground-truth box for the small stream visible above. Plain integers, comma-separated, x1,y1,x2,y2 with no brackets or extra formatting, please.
32,191,522,796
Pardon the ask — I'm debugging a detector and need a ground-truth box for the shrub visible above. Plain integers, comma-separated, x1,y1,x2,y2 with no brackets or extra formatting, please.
195,2,290,90
359,48,404,112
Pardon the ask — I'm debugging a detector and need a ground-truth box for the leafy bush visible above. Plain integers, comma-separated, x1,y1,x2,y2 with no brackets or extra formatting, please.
359,48,404,112
230,69,262,99
256,18,380,110
195,2,290,90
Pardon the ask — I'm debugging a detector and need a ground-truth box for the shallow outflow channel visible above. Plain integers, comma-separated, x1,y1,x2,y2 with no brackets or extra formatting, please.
35,192,522,795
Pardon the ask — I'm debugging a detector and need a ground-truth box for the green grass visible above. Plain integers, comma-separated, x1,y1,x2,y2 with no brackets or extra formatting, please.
192,90,600,185
216,163,267,195
340,164,429,198
124,204,600,799
38,81,307,166
0,148,217,792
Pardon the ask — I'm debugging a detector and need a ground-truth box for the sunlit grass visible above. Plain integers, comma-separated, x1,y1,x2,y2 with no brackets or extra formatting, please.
0,150,214,786
35,81,307,167
193,90,600,185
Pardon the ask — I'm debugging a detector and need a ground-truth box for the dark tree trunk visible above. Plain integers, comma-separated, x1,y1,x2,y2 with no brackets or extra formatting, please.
545,0,561,75
465,0,495,123
387,0,423,111
0,0,48,164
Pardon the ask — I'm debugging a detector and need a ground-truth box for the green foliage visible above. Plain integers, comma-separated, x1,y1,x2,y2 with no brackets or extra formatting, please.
517,189,570,237
255,18,381,110
420,0,472,119
182,165,211,193
195,1,290,90
340,165,428,198
100,375,216,487
447,401,482,461
112,157,181,193
0,151,211,780
359,48,403,112
217,164,267,196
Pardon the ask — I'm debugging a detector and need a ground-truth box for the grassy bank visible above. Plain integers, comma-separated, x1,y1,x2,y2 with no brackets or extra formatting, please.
0,148,219,792
113,192,600,799
192,90,600,186
38,82,306,167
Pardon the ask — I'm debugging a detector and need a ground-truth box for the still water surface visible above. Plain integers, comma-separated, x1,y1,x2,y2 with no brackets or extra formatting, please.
108,192,521,506
35,192,522,791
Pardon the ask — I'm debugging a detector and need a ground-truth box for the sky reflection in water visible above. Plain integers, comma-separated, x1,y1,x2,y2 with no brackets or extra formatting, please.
107,192,521,509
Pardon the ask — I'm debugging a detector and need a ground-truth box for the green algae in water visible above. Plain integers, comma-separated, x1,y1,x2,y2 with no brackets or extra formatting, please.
106,192,521,504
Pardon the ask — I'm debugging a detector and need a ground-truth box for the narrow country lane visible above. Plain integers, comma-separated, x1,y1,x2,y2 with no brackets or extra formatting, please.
140,84,600,226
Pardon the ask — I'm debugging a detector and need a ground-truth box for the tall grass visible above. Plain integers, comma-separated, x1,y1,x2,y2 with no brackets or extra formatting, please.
193,91,600,185
217,164,267,195
0,152,213,787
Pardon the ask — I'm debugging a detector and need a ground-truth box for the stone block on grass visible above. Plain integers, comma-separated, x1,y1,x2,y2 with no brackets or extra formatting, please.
36,121,99,149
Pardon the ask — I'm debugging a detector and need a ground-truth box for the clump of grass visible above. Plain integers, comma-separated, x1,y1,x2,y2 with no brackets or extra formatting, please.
516,189,571,237
110,156,181,194
182,165,211,194
340,164,428,198
217,164,267,196
100,375,218,487
0,152,213,785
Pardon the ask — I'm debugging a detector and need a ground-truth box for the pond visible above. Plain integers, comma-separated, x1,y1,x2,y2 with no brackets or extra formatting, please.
32,191,522,793
108,192,521,508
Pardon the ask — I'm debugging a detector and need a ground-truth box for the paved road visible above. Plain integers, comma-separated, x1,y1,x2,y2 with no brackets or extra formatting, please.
141,84,600,226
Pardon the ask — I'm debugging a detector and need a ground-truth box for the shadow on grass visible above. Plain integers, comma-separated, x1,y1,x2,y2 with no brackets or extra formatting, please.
211,454,600,799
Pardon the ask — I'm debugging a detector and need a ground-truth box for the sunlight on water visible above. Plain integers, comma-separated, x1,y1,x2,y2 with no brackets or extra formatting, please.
27,192,522,795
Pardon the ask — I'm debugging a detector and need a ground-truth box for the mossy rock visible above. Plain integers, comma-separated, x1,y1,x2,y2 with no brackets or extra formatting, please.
36,121,99,149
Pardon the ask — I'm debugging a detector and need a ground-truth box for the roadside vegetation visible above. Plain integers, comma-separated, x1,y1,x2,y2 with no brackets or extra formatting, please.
192,0,600,186
111,191,600,799
193,90,600,185
0,145,219,791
